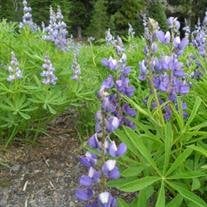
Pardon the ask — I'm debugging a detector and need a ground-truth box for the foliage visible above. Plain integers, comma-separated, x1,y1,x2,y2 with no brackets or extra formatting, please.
87,0,109,39
0,21,107,145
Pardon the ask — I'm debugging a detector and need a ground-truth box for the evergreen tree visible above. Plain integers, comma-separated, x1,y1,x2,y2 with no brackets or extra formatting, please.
69,0,93,38
87,0,109,39
147,0,167,30
108,0,145,36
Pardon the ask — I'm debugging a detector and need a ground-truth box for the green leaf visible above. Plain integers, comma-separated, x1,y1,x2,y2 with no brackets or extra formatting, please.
115,129,138,155
168,171,206,179
134,186,154,207
168,182,207,207
188,145,207,158
118,198,129,207
155,182,165,207
122,166,144,177
163,122,173,173
185,97,201,127
108,176,160,192
166,195,183,207
18,112,31,120
191,178,201,191
124,127,160,175
166,148,193,176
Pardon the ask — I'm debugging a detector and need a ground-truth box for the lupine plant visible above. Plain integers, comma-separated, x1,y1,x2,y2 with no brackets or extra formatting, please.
75,34,136,206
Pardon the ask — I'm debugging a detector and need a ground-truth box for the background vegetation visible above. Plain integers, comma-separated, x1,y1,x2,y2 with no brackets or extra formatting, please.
1,0,207,39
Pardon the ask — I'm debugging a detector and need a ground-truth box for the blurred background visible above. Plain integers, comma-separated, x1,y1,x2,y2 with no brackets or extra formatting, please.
0,0,207,39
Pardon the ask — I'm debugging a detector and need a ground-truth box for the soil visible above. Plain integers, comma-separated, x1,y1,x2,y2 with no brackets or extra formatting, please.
0,112,83,207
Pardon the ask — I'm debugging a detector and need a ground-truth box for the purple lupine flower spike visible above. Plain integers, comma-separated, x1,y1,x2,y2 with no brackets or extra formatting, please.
71,53,81,80
43,6,68,50
41,55,57,85
19,0,38,31
7,52,23,82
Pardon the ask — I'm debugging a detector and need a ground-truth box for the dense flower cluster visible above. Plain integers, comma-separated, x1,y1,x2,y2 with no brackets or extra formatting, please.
76,35,135,207
7,52,23,82
19,0,38,31
139,17,189,120
191,13,207,57
41,55,57,85
43,6,68,51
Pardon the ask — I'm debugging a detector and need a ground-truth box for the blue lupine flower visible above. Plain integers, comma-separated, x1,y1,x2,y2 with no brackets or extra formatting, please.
108,141,127,157
102,160,120,179
156,31,171,44
75,188,94,201
80,152,97,168
79,167,101,186
102,57,118,70
106,116,120,132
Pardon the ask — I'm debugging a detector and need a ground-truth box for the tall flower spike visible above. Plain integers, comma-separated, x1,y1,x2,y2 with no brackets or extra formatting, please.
139,17,189,120
71,53,81,80
128,23,135,39
19,0,38,31
76,34,130,207
41,55,57,85
7,52,23,82
43,6,68,51
105,28,114,45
